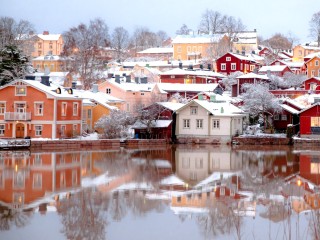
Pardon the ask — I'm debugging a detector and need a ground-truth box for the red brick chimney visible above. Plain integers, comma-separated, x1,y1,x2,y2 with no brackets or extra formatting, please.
43,31,49,35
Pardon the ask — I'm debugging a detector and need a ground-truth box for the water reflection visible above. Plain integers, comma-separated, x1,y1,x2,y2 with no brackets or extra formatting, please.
0,145,319,239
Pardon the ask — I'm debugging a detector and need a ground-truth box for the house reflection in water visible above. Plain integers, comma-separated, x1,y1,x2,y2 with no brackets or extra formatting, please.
0,151,81,212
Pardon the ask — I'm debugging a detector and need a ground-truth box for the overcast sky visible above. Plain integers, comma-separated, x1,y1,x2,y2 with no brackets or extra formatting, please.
1,0,319,44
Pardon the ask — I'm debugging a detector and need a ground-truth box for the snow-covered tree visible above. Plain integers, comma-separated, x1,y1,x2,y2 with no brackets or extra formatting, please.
169,92,189,104
268,74,286,90
95,109,134,139
309,11,320,47
219,71,243,91
241,83,281,130
283,72,307,89
0,45,32,86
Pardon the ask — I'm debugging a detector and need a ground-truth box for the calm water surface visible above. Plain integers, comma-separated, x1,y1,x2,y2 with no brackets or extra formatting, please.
0,144,320,240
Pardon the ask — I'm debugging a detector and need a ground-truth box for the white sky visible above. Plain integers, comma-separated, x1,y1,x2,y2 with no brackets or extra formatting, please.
1,0,319,44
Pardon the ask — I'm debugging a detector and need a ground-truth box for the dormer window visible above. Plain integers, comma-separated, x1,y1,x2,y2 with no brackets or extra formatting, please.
226,57,231,61
190,106,198,115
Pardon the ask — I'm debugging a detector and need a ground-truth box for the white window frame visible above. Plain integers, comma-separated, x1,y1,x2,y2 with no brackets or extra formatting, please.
281,115,287,121
226,57,231,61
231,63,236,70
0,102,5,115
212,119,220,129
183,119,190,128
221,63,226,70
34,102,44,116
73,102,79,116
61,102,67,116
274,114,279,120
106,88,111,94
190,106,198,115
196,119,203,129
0,124,4,136
35,125,43,136
33,173,42,189
15,86,26,96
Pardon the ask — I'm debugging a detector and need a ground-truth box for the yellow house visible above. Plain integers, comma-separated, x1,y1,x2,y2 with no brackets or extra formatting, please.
74,87,125,132
32,31,64,57
305,54,320,78
172,30,258,61
292,45,320,62
32,55,68,72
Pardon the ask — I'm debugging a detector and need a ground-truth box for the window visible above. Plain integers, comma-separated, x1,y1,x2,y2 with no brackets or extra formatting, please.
61,102,67,116
34,154,42,165
226,57,231,61
196,158,203,168
35,125,42,136
274,114,279,120
141,92,144,95
190,106,198,115
230,189,235,197
0,102,5,115
311,117,320,127
312,70,315,77
72,170,77,186
213,119,220,129
38,43,42,48
183,119,190,128
231,63,236,70
49,44,53,49
187,46,191,52
220,187,225,196
15,86,26,96
190,172,197,181
33,173,42,189
60,125,66,137
250,65,255,71
14,172,24,189
281,115,287,121
170,75,175,78
0,124,4,136
316,60,319,66
221,63,226,70
87,109,92,118
126,103,130,112
106,88,111,94
196,119,203,129
34,102,43,116
177,46,182,53
73,102,78,116
73,124,77,136
60,172,66,187
182,157,190,168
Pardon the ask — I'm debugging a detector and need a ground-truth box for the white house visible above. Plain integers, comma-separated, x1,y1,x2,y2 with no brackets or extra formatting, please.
175,99,246,144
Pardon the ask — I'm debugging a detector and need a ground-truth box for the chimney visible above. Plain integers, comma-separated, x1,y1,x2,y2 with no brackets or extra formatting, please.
40,76,50,86
71,81,77,89
43,31,49,35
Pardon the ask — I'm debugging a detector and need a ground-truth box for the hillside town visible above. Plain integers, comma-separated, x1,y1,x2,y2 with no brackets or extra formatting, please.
0,12,320,145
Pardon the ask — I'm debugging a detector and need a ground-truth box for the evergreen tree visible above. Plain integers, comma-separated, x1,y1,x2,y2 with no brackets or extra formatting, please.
0,45,31,86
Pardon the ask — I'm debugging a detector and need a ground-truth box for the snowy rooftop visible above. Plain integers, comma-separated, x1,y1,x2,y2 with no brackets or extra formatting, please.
37,33,61,41
32,55,66,61
280,104,300,114
157,83,220,92
161,68,225,78
137,47,173,54
236,72,269,80
259,65,288,72
132,119,172,129
157,102,185,111
108,79,156,92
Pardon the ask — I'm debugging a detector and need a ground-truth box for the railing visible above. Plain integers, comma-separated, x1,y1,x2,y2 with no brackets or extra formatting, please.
0,139,31,149
4,112,31,121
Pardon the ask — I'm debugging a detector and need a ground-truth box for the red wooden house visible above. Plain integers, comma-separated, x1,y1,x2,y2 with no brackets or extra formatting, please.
258,65,292,77
270,59,305,75
0,78,83,139
131,102,184,142
299,101,320,138
215,52,261,75
159,68,225,84
304,77,320,92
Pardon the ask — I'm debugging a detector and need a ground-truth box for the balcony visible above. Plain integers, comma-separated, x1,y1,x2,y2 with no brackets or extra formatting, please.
4,112,32,121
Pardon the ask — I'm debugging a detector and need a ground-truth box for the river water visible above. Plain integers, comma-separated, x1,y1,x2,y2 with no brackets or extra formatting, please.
0,144,319,240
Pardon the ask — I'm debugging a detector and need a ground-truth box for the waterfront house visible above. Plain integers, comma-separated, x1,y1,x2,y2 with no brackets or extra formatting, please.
0,78,83,139
175,99,246,144
299,100,320,138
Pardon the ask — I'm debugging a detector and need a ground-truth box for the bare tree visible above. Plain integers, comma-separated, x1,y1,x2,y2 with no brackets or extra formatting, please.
111,26,130,62
155,30,168,47
62,18,109,89
130,27,159,56
198,9,226,34
176,24,191,35
309,11,320,47
262,33,293,50
222,16,246,51
0,17,35,56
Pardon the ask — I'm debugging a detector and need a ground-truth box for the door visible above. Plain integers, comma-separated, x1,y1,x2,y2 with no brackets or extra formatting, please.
16,123,25,138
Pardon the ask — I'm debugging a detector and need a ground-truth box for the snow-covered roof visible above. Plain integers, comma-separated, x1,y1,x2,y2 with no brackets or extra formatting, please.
107,79,156,92
37,34,61,41
0,79,81,100
157,102,185,111
259,65,288,72
172,33,225,44
282,98,306,110
137,47,173,54
157,83,220,92
280,104,300,114
122,59,201,68
228,52,259,62
177,99,245,116
160,174,186,186
132,120,172,129
236,72,269,80
161,68,225,78
32,55,66,61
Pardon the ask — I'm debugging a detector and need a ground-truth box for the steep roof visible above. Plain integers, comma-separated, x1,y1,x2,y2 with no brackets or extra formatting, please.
236,72,269,80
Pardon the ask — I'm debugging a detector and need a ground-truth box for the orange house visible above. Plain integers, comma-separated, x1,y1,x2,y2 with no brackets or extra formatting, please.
0,79,83,139
31,31,64,57
32,55,68,72
305,54,320,78
292,44,320,62
0,151,81,210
